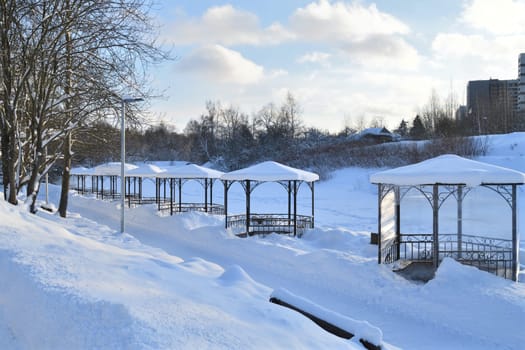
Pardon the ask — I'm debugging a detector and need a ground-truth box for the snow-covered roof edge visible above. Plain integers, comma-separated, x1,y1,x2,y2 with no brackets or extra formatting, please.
156,164,224,179
92,162,138,176
370,154,525,187
221,161,319,182
126,164,166,177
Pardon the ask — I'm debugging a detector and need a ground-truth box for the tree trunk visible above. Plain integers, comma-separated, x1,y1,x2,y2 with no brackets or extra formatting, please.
7,127,17,205
1,128,9,200
58,132,72,218
27,144,42,214
58,10,72,218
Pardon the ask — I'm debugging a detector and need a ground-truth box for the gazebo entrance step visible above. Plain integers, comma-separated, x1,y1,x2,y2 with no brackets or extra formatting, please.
393,261,435,283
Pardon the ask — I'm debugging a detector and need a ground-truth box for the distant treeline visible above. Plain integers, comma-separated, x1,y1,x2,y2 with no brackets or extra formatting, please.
73,93,492,179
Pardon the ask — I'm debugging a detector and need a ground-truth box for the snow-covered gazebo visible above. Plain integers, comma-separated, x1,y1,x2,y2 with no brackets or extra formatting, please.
156,164,225,215
91,162,138,200
221,161,319,237
70,167,93,195
370,154,524,281
125,164,166,206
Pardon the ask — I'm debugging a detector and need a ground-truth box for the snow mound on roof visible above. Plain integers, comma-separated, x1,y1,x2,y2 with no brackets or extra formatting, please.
93,162,138,176
126,164,166,177
370,154,525,186
221,161,319,182
158,163,224,179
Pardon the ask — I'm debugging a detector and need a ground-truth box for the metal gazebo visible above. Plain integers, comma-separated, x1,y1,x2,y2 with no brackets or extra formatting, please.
221,161,319,237
371,155,524,281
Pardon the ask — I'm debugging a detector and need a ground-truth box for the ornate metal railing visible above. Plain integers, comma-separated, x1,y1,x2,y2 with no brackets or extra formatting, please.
226,213,313,237
380,237,399,264
398,233,513,279
126,196,157,207
158,202,225,215
399,234,433,262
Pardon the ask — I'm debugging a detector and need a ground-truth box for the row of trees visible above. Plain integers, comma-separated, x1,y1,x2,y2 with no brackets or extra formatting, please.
0,0,166,215
78,94,488,183
83,93,312,171
82,90,485,172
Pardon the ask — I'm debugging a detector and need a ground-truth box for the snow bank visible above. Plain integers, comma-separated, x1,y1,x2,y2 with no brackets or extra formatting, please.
0,251,151,350
0,199,357,349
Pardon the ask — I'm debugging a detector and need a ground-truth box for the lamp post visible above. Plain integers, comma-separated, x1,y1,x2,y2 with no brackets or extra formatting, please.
120,96,143,233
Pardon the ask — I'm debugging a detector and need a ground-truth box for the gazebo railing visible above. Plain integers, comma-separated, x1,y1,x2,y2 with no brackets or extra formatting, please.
158,202,225,215
127,196,158,207
397,233,513,279
226,213,313,237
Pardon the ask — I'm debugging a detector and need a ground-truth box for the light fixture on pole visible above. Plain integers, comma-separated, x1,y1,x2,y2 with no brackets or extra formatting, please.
120,96,143,233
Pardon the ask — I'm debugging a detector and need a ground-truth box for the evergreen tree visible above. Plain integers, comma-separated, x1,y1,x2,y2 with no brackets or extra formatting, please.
394,119,409,138
409,115,426,140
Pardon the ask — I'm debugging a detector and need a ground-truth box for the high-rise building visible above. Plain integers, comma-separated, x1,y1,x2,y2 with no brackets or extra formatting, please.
466,78,518,134
518,53,525,113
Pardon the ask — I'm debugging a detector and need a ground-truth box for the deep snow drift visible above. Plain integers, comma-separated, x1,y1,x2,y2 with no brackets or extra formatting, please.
0,133,524,349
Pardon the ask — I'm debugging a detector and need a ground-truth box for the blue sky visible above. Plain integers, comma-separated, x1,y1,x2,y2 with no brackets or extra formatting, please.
148,0,525,132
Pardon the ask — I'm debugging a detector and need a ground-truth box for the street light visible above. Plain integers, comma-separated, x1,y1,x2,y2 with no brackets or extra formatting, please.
120,96,143,233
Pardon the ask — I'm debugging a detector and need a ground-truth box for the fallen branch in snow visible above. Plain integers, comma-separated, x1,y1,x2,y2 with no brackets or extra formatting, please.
270,288,382,350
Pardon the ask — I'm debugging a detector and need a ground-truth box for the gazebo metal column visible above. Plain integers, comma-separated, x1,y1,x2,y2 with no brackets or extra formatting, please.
178,178,182,212
512,184,518,281
170,178,174,215
287,181,291,222
395,186,401,260
377,184,382,264
432,185,439,269
457,185,463,258
209,179,214,212
139,177,142,203
311,182,315,228
223,180,229,228
155,178,161,210
293,180,298,236
245,180,251,235
204,178,208,212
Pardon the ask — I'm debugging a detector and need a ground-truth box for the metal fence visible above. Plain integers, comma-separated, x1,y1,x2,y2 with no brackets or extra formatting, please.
158,202,225,215
226,213,314,237
396,233,513,279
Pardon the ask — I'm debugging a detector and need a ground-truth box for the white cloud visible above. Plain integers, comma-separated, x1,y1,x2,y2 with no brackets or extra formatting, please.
164,5,295,46
297,51,332,64
431,0,525,81
290,0,409,42
339,34,421,69
289,1,418,69
431,33,524,78
461,0,525,35
177,45,264,85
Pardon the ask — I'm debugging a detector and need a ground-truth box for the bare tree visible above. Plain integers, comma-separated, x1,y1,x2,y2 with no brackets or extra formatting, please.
0,0,168,214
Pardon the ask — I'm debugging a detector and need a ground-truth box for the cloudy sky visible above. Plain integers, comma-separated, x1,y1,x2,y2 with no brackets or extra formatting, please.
148,0,525,132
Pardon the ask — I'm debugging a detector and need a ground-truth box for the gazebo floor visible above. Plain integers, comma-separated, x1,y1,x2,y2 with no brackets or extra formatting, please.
393,261,435,283
235,229,295,238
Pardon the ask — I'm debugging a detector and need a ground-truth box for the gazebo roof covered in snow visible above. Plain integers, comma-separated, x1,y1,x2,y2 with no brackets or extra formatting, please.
126,164,166,177
71,167,93,176
370,154,525,187
221,161,319,182
157,163,224,179
92,162,138,176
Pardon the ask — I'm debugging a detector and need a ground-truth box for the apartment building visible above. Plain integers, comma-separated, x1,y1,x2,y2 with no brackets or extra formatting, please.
518,53,525,114
463,53,525,134
466,78,518,134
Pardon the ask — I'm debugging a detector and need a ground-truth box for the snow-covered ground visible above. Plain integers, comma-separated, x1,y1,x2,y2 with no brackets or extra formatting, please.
0,133,524,349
